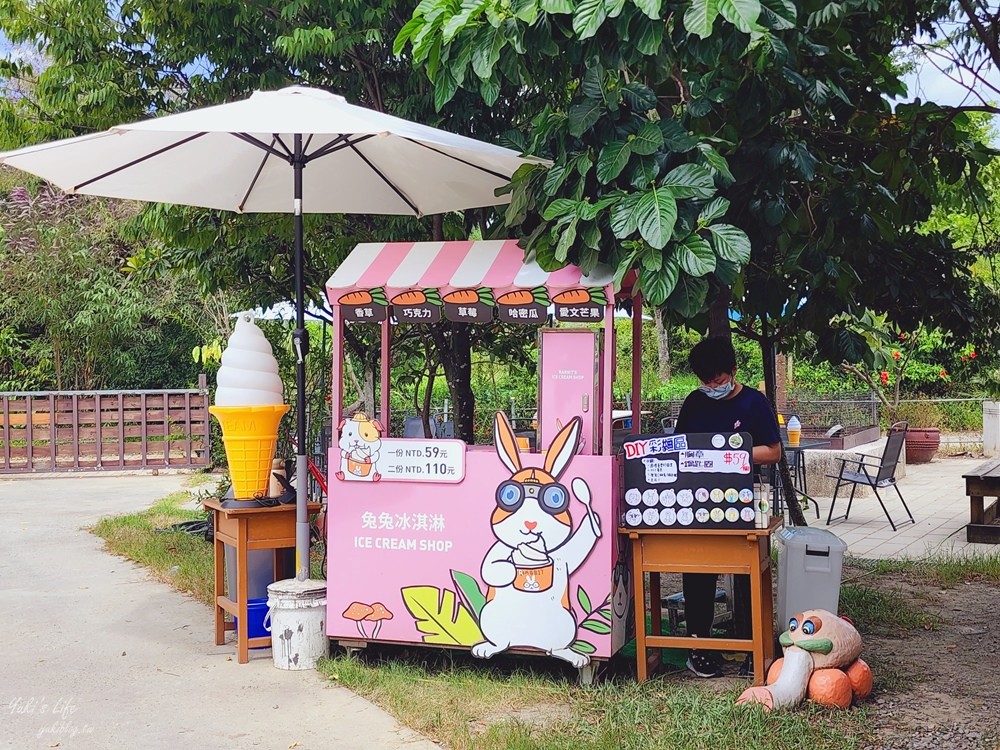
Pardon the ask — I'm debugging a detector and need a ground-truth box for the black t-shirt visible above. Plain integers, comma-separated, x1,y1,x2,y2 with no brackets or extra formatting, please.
674,385,781,453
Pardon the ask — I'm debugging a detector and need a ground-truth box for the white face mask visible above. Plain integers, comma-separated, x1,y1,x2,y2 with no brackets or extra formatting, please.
698,379,735,400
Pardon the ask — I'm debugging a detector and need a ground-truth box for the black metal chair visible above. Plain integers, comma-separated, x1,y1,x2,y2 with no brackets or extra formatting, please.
826,421,914,531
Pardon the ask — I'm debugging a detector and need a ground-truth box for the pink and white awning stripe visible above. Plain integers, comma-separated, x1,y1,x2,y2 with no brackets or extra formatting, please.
326,239,614,298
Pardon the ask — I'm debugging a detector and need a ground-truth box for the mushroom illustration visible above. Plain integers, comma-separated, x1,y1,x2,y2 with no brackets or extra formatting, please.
342,602,374,638
364,602,394,639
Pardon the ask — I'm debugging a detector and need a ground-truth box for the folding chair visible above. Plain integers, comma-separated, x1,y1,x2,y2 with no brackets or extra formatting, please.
660,416,676,434
826,422,914,531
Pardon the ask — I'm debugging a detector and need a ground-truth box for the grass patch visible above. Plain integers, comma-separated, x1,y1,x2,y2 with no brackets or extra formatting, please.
848,552,1000,588
839,584,941,633
93,490,215,605
320,651,874,750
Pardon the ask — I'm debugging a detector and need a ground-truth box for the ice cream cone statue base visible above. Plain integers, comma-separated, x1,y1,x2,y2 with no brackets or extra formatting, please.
210,404,290,499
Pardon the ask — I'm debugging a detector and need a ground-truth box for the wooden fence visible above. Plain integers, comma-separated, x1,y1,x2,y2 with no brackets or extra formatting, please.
0,376,211,473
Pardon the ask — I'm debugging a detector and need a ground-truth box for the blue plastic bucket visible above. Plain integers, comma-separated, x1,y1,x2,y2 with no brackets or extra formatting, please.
234,597,270,648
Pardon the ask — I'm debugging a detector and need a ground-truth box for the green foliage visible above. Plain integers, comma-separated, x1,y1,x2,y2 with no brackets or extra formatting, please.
893,400,944,429
0,175,209,390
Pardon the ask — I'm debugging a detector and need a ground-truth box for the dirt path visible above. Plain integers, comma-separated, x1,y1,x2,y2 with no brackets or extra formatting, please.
857,573,1000,749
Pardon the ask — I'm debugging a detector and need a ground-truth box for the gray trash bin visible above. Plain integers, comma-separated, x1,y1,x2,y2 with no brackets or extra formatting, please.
777,526,847,631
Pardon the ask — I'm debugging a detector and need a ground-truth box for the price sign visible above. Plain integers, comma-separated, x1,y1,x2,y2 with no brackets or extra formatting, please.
377,439,466,483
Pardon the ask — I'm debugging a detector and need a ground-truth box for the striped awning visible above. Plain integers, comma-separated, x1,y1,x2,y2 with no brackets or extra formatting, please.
326,239,613,294
326,240,615,325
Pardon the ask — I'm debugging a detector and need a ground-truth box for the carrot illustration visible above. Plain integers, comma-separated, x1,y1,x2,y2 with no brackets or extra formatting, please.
552,287,608,306
443,287,495,306
339,287,388,306
391,289,441,306
497,286,550,306
338,290,373,305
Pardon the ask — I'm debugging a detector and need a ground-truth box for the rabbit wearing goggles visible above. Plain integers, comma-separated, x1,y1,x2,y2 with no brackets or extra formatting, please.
471,413,602,668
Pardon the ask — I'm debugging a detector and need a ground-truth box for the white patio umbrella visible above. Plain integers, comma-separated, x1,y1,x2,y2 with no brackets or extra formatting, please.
0,85,545,579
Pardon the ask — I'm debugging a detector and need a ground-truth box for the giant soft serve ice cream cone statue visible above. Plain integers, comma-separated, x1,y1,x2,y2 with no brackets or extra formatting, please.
210,313,289,498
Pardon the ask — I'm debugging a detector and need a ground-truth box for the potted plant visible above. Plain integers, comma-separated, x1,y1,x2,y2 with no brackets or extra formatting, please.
894,400,944,463
837,316,950,463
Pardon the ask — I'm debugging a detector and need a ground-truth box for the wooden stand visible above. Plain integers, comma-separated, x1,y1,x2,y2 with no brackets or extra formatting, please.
205,497,320,663
621,518,781,686
964,459,1000,544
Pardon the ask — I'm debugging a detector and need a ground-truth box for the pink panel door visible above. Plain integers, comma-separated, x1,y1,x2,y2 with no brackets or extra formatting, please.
539,329,599,455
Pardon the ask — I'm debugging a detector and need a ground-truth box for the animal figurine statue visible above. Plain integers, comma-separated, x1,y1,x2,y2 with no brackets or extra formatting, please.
470,412,602,667
737,609,873,710
336,412,383,482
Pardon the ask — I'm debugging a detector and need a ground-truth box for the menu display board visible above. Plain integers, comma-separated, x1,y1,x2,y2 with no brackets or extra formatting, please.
621,432,756,530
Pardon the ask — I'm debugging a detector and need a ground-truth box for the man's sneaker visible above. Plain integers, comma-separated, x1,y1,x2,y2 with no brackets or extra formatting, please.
686,648,724,678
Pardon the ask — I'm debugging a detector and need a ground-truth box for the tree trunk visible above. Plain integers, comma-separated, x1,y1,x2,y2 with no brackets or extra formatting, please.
430,322,476,443
761,330,807,527
653,306,671,380
775,352,788,417
708,286,731,338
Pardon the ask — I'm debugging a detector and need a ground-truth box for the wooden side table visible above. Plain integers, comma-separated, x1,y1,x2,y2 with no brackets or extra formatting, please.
621,518,781,686
204,497,320,663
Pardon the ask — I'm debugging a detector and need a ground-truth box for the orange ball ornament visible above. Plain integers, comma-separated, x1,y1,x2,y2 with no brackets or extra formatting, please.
766,657,784,685
807,669,853,709
845,658,873,700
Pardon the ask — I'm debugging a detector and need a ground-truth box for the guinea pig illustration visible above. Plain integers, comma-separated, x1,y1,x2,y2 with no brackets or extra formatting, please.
470,412,602,668
336,412,383,482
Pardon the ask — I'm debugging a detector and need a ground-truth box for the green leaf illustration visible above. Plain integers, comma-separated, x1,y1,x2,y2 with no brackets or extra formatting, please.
401,586,484,645
451,570,487,619
577,585,593,614
597,608,612,621
581,619,612,634
571,639,597,654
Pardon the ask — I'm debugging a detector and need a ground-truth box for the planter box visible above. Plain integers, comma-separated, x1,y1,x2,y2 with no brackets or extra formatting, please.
801,425,881,451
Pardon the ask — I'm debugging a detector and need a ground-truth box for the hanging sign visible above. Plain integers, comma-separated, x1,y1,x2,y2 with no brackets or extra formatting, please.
337,287,388,322
552,288,608,322
496,287,549,325
391,289,442,323
441,288,495,323
621,432,756,530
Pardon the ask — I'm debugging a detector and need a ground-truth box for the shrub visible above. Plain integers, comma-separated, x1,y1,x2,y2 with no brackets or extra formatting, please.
894,401,944,428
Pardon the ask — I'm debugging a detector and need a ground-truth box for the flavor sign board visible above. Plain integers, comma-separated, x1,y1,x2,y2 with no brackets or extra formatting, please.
621,432,756,530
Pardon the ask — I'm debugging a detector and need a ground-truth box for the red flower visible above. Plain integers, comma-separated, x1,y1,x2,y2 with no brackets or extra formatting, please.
940,369,948,378
899,333,907,340
892,351,901,360
962,355,969,361
879,371,889,385
971,351,977,359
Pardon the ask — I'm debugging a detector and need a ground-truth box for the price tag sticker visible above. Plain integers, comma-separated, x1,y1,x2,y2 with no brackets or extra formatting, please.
377,439,466,483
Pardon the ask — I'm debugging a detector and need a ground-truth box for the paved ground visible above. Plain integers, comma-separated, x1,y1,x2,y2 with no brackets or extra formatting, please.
2,459,995,748
806,455,996,559
0,473,436,750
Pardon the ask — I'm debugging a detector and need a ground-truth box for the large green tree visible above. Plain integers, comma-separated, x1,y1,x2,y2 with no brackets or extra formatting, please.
0,0,538,441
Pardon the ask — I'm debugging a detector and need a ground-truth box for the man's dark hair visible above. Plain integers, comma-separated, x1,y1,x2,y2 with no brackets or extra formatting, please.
688,337,737,383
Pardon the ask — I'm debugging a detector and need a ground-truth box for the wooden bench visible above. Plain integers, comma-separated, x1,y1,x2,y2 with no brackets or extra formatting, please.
964,459,1000,544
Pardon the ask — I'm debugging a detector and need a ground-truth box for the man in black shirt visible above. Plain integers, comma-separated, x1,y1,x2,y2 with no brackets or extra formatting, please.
674,337,781,677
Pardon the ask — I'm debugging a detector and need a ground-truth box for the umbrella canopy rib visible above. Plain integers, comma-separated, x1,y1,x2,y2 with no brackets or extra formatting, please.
409,139,513,182
233,132,292,161
349,143,420,216
307,133,371,161
238,136,279,214
74,132,208,192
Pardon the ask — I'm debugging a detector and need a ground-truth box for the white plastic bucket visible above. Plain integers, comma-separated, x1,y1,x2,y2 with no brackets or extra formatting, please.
265,578,329,670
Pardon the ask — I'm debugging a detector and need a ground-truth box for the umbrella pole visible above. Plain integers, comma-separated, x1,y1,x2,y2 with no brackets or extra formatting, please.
293,134,311,581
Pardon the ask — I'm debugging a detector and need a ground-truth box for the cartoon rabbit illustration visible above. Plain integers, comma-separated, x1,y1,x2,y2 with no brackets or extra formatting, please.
471,412,602,668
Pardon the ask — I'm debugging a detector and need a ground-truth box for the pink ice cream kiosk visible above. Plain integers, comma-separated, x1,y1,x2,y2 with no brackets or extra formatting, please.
324,240,634,678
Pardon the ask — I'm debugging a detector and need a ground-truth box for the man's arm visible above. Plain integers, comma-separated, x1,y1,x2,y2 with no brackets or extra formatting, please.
753,443,781,465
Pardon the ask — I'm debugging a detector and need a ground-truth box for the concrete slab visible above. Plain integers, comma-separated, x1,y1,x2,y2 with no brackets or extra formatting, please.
0,474,435,750
804,456,1000,560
